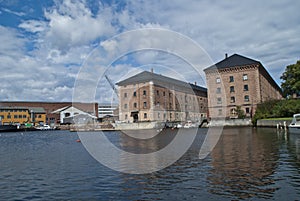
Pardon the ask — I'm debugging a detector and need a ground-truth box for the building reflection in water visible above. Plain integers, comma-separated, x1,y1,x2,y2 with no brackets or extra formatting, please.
117,128,197,174
207,127,280,199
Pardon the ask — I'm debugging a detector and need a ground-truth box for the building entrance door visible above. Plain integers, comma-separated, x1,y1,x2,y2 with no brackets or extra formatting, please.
133,114,138,122
131,111,139,123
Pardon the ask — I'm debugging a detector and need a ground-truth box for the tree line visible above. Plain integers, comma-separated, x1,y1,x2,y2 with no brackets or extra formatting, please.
252,59,300,124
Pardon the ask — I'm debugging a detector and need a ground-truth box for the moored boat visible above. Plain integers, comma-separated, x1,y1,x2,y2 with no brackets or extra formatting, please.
289,114,300,134
0,125,19,132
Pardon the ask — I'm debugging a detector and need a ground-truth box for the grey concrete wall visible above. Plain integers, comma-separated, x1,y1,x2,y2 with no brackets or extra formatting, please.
209,118,252,127
256,119,292,128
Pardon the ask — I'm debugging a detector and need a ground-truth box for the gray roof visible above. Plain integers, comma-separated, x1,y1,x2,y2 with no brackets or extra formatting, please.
204,53,282,93
204,54,260,71
0,106,46,113
116,71,207,92
28,107,46,113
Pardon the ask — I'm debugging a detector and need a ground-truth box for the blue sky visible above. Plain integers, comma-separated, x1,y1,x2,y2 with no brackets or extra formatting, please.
0,0,300,102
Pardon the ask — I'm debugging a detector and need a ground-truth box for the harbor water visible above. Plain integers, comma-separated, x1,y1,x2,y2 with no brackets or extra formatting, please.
0,127,300,200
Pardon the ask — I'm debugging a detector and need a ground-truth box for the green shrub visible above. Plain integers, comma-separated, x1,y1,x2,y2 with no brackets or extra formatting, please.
252,99,300,125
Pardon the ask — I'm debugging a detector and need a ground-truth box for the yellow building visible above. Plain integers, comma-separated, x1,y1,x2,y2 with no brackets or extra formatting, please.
0,107,46,125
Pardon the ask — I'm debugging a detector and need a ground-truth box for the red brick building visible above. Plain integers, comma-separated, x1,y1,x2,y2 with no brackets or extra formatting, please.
116,71,208,123
204,54,282,119
0,101,98,125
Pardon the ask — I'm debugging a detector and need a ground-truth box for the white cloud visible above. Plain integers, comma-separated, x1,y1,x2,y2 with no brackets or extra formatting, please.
1,0,300,102
124,0,300,84
42,0,116,52
1,8,25,16
18,20,47,33
0,26,26,57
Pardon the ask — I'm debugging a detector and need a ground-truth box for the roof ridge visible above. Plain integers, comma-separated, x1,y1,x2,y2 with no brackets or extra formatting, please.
204,53,260,71
116,70,207,92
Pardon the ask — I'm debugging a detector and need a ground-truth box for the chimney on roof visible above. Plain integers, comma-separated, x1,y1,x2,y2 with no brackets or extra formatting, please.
194,81,197,85
225,53,228,59
151,68,154,73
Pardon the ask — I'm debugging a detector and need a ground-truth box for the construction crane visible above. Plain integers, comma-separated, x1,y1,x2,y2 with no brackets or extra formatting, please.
105,75,119,97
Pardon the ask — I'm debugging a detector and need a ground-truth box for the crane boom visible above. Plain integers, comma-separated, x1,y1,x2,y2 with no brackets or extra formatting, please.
105,75,119,97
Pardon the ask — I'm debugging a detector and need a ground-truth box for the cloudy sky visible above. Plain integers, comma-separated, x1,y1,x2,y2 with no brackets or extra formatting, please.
0,0,299,103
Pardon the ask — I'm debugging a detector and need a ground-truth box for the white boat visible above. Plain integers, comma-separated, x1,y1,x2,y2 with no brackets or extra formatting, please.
289,114,300,134
183,121,196,128
35,124,51,130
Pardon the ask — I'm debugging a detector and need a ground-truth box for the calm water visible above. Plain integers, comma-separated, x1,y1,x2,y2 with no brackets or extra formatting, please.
0,127,300,200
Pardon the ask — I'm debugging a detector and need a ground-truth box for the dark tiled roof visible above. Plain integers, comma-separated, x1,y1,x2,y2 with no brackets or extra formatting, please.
204,53,282,93
116,71,207,92
204,54,260,71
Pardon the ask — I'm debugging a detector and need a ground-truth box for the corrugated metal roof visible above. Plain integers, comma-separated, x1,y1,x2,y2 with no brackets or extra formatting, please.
28,107,46,113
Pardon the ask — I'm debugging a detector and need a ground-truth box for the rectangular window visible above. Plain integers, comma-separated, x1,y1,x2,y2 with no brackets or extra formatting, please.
230,96,235,103
124,104,128,109
133,91,137,97
19,115,22,118
216,87,221,94
7,115,11,119
244,85,249,91
217,97,222,104
218,109,222,115
229,76,234,82
216,77,221,83
143,90,147,96
144,113,147,119
143,102,147,108
133,102,137,108
14,115,18,118
157,90,159,96
244,95,250,102
246,108,250,114
158,112,160,119
243,74,248,81
163,91,166,96
23,115,27,118
125,114,128,120
230,86,235,93
124,92,127,98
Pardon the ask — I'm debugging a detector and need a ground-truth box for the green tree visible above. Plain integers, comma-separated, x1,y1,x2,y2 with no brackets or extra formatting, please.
236,106,246,119
280,60,300,98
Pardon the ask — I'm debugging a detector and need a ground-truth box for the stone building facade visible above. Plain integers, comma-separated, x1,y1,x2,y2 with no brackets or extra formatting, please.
116,71,208,123
204,54,282,119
